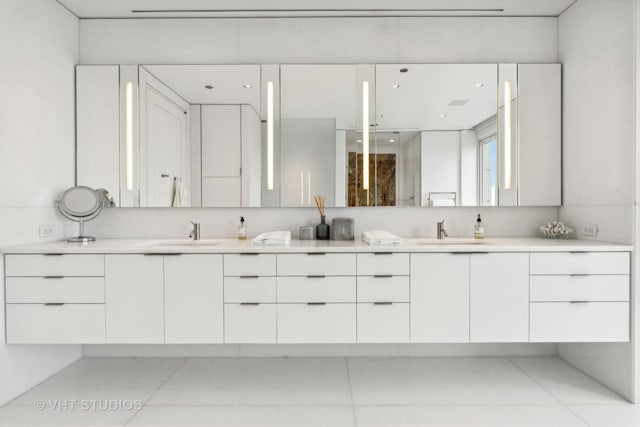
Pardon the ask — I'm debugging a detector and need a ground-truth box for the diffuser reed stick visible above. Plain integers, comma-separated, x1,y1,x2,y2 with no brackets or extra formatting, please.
314,195,325,217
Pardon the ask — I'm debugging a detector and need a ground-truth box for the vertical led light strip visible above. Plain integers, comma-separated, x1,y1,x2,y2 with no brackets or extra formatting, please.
362,81,370,190
125,82,134,191
300,171,304,206
504,80,512,190
308,172,311,206
267,81,274,190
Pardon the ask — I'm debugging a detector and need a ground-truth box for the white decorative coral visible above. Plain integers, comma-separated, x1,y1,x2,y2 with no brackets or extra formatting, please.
539,220,574,237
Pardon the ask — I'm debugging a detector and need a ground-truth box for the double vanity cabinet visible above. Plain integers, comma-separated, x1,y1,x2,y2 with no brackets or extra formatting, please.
3,239,631,345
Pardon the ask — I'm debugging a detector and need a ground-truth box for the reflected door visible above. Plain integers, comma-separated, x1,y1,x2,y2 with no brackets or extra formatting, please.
145,87,188,207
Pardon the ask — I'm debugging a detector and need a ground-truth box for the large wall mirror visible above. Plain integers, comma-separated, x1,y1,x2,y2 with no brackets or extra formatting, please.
76,63,560,208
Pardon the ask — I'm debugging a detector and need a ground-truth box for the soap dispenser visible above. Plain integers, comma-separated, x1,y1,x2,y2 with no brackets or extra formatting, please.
237,216,247,240
474,214,484,239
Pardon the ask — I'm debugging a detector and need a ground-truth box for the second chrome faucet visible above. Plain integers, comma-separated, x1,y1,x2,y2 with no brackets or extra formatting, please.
437,220,448,240
189,221,201,241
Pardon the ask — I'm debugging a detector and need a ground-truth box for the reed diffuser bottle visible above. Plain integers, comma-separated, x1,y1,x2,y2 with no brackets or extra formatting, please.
314,195,330,240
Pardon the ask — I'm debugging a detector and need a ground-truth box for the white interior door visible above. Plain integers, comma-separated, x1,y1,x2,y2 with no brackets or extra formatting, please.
145,87,188,207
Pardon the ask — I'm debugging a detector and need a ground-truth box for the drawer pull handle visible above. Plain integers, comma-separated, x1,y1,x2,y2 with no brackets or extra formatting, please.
307,252,326,256
570,251,588,254
240,253,259,256
570,300,590,304
240,302,260,306
374,275,393,278
307,302,326,306
43,253,64,256
44,276,64,279
374,252,393,255
570,274,589,277
239,276,259,279
44,303,65,306
307,275,326,279
451,252,489,255
144,253,182,256
374,302,393,305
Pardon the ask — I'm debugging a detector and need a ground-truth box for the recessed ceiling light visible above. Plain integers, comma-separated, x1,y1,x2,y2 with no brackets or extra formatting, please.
440,114,447,118
243,84,252,88
205,85,214,90
400,68,409,73
392,84,400,89
357,139,362,143
389,139,395,143
475,83,485,88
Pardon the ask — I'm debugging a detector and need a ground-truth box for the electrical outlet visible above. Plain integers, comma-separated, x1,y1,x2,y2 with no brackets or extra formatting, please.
39,224,57,238
582,223,598,236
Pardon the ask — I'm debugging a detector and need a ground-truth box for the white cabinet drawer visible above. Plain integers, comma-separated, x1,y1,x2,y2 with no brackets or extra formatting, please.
6,277,105,303
224,277,276,303
6,304,105,344
530,302,629,342
5,254,105,277
224,303,276,343
277,303,356,343
357,302,409,343
530,275,629,302
357,276,409,302
357,253,409,276
224,254,276,276
277,276,356,303
530,252,629,275
277,253,356,276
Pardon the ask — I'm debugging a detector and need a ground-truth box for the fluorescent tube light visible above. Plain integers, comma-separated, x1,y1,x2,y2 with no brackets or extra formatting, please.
504,80,512,190
125,82,134,191
362,81,369,190
267,81,274,190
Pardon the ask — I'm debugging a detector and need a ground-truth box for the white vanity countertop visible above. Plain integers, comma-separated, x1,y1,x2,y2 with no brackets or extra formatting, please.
1,237,632,254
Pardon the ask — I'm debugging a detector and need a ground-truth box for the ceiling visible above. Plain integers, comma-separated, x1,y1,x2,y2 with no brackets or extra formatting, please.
142,65,261,112
56,0,576,19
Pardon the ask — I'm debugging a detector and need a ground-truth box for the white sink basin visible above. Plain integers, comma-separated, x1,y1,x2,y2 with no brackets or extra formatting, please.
132,239,222,247
159,239,222,247
410,238,490,246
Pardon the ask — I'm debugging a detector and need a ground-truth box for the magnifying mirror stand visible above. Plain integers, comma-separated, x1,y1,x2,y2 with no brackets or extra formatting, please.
57,186,115,243
67,220,96,243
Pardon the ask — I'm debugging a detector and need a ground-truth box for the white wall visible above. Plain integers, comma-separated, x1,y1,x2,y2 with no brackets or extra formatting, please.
80,17,557,65
557,0,636,401
0,0,81,406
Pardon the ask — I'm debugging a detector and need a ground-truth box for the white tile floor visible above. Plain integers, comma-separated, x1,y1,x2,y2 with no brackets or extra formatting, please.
0,356,637,426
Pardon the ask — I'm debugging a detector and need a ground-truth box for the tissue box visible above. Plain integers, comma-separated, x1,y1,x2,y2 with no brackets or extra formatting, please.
331,217,354,240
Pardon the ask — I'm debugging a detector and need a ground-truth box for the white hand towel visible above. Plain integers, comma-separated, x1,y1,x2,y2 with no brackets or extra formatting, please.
252,230,292,246
172,178,190,208
362,230,403,246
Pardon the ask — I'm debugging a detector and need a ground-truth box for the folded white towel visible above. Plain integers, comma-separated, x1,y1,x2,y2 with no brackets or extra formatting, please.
252,230,292,246
362,230,402,246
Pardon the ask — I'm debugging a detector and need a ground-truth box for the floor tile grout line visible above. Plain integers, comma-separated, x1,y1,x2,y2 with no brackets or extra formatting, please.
562,405,596,427
505,357,571,407
3,355,83,408
344,358,358,427
509,356,630,404
123,357,188,426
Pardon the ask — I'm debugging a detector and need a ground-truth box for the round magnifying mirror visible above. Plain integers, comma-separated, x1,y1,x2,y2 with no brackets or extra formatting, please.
57,186,110,243
58,186,101,218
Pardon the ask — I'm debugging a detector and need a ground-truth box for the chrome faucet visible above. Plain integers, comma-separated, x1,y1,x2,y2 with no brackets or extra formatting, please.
189,221,201,241
437,220,448,240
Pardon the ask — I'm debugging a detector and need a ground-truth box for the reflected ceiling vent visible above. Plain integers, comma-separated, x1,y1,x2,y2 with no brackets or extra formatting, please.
448,99,469,106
